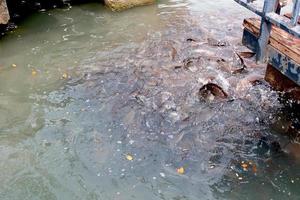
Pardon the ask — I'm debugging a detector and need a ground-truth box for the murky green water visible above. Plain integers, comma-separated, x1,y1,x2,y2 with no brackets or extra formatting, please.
0,0,300,199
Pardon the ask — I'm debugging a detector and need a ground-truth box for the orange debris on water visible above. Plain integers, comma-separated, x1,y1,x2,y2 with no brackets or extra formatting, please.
252,164,257,173
241,163,248,169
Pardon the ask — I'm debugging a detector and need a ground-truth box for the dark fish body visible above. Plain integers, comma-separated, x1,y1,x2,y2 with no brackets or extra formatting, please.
198,83,228,102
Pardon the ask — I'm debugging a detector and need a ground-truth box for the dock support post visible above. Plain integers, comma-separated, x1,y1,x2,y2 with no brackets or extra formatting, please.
291,0,300,26
256,0,277,62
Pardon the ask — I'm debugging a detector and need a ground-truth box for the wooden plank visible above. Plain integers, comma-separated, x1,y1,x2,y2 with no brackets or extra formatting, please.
265,64,300,101
243,18,300,64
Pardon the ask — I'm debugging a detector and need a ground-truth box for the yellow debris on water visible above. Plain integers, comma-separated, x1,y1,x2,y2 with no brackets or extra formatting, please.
31,69,37,76
11,64,17,68
62,73,68,79
177,167,185,174
126,154,133,161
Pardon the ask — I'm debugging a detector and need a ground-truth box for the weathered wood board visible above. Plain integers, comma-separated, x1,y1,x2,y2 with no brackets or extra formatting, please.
265,63,300,101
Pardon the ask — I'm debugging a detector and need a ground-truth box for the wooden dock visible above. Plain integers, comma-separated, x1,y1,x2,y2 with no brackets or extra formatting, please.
235,0,300,101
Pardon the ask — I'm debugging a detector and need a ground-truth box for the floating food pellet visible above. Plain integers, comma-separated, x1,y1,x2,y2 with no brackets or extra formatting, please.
159,173,166,178
11,64,17,68
126,154,133,161
177,167,185,174
62,73,68,79
31,70,37,76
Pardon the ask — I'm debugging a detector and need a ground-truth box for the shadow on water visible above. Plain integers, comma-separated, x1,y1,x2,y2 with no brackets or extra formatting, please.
0,0,300,199
1,0,103,35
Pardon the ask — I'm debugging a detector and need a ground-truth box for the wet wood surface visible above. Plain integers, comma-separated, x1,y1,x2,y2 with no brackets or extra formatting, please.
265,64,300,101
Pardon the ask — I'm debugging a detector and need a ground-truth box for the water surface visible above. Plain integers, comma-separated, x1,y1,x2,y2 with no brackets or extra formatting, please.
0,1,299,199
